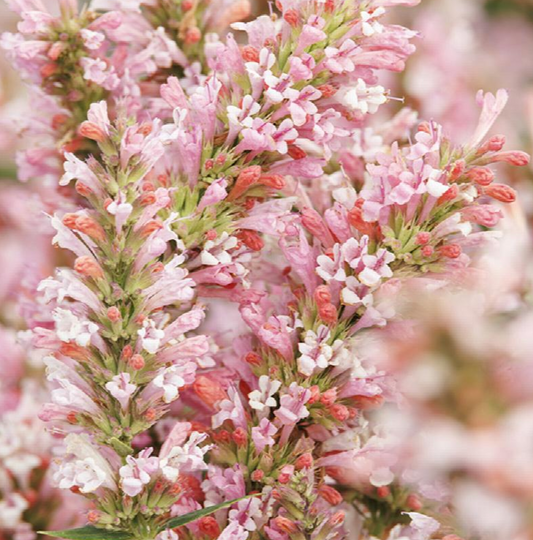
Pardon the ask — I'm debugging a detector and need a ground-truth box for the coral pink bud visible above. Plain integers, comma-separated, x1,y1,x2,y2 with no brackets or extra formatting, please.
193,376,227,408
140,220,163,238
417,121,431,134
214,430,231,443
421,245,434,258
144,408,157,422
181,0,193,10
78,121,107,142
48,42,67,61
259,174,286,190
67,411,78,424
295,453,313,470
308,385,320,404
320,388,337,407
198,517,220,539
406,494,423,510
129,354,145,371
348,200,377,236
232,427,248,447
52,113,69,129
329,511,345,526
237,230,264,251
242,45,260,62
244,351,262,366
377,486,390,498
251,469,264,481
478,135,506,154
462,205,502,227
140,192,156,206
330,404,350,421
314,285,331,306
228,166,262,201
272,516,298,534
141,181,155,192
438,184,459,205
466,167,494,186
319,485,343,506
74,256,104,279
75,215,106,242
87,511,100,524
107,306,121,322
121,345,133,361
41,62,58,78
492,150,530,166
319,303,338,325
415,232,430,245
439,244,462,259
278,465,294,484
317,84,337,98
287,145,307,159
185,27,201,44
448,159,466,181
62,213,79,229
284,9,299,27
204,159,214,171
484,183,517,203
75,182,93,198
60,343,90,361
301,207,331,241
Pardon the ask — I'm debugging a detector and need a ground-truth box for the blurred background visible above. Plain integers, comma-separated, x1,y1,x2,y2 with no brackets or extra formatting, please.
1,0,533,538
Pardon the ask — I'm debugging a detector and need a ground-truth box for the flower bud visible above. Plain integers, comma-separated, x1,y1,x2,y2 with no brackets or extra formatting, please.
78,121,107,142
437,184,459,205
259,174,286,190
484,183,517,203
75,215,106,241
198,516,220,539
319,485,343,505
74,256,104,279
232,427,248,447
107,306,121,322
320,388,337,407
438,244,462,259
465,167,494,186
193,376,227,408
491,150,530,166
295,453,313,470
129,354,145,371
330,403,350,421
319,303,338,325
287,145,307,159
251,469,264,481
244,351,262,366
272,516,298,534
377,486,390,498
184,27,202,44
242,45,260,62
406,493,423,510
237,230,264,251
228,166,262,201
284,9,299,27
415,232,430,245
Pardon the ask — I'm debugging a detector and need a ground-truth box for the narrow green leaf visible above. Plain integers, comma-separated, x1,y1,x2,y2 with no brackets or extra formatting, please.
39,526,132,540
161,495,256,531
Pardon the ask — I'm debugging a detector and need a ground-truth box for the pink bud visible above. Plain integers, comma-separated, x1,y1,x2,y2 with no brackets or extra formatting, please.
465,167,494,186
439,244,462,259
415,232,430,245
491,151,530,166
485,183,517,203
107,306,121,322
78,121,107,142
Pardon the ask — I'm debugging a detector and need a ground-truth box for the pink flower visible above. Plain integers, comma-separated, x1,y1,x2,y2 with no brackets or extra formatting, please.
105,373,137,411
251,418,278,452
274,382,311,425
119,449,159,497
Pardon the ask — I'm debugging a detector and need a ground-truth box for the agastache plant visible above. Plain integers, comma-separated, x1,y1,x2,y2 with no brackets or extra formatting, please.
2,1,531,540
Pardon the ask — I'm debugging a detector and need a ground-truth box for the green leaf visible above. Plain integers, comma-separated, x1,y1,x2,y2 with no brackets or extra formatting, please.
39,526,132,540
161,495,256,531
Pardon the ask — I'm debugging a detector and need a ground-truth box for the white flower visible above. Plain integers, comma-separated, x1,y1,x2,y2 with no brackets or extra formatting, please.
55,457,108,493
53,308,98,347
137,319,165,354
248,376,281,412
153,364,196,403
105,373,137,410
200,232,238,266
159,432,211,481
297,326,334,376
337,79,387,115
361,8,385,37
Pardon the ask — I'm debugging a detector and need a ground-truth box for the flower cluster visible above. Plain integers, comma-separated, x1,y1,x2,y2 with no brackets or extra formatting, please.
2,0,531,540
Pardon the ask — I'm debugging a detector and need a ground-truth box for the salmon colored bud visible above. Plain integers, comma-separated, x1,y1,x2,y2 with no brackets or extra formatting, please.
52,113,69,130
259,174,285,190
319,485,343,505
330,403,350,421
67,411,78,424
139,192,156,206
418,121,431,134
228,166,262,201
78,121,107,142
232,427,247,447
308,385,320,404
129,354,145,370
415,232,430,245
185,27,202,44
314,285,331,306
421,245,434,258
466,167,494,186
75,182,93,197
40,62,58,78
448,159,466,181
193,376,227,407
251,469,264,481
242,45,260,62
181,0,193,10
284,9,299,27
198,517,220,539
278,465,294,484
214,429,231,443
74,256,104,279
485,183,517,203
287,145,307,159
87,511,100,524
437,184,459,205
157,174,169,187
317,84,337,98
140,220,163,238
48,42,67,60
141,181,155,192
272,516,298,534
204,159,214,171
244,351,262,366
348,201,376,236
406,494,423,510
107,306,121,322
442,536,464,540
320,388,337,407
377,486,390,498
295,452,313,470
329,511,345,526
439,244,462,259
319,303,338,325
237,230,264,251
352,395,384,410
325,0,335,12
121,345,133,361
60,342,90,361
62,213,79,229
75,215,106,241
492,150,530,166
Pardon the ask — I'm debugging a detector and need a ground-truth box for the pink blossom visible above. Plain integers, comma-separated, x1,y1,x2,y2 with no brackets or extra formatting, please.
105,373,137,411
251,418,278,452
